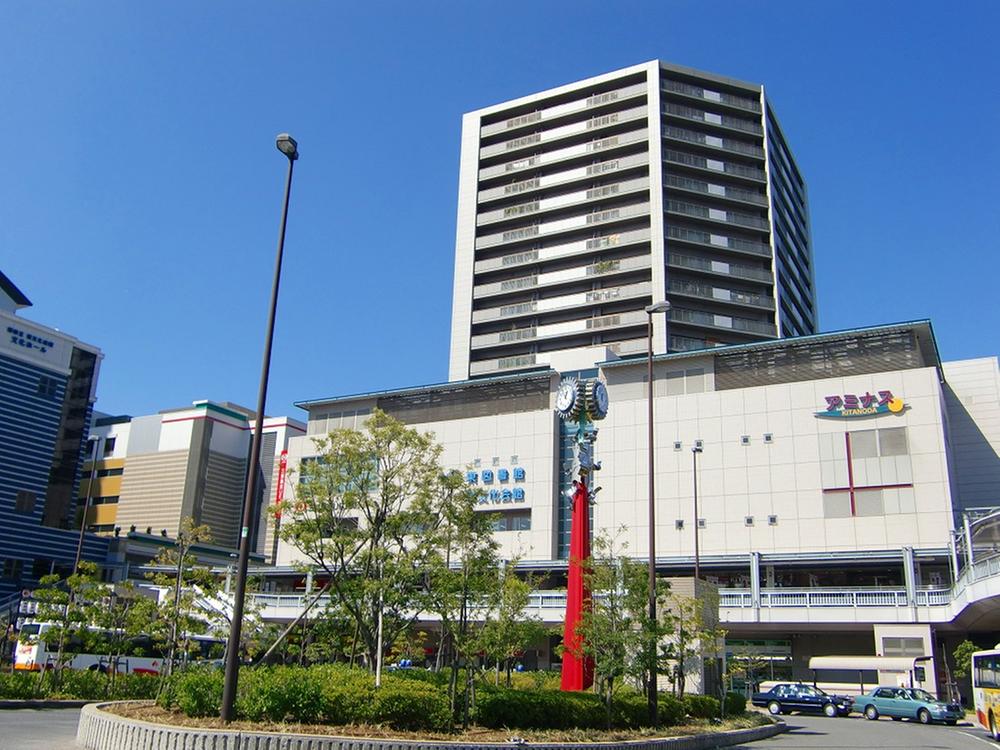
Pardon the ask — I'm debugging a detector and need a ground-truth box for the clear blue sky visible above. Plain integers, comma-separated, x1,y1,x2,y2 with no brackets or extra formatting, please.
2,1,998,420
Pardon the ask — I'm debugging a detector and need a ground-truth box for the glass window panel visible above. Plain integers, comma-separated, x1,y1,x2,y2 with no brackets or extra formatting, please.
850,430,877,459
823,495,852,518
855,489,884,517
878,427,909,456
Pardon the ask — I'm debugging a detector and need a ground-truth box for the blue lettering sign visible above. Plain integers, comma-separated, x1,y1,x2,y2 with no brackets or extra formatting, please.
489,489,501,502
501,489,513,503
466,471,478,485
482,469,494,484
513,467,526,482
513,487,525,501
498,468,510,482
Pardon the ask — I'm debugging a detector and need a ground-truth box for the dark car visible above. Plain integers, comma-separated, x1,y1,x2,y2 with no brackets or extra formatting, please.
751,683,853,717
857,687,962,725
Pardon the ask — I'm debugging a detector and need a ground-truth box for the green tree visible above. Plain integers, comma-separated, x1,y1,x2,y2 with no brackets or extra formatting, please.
952,639,979,680
30,561,103,686
568,533,672,727
145,518,218,680
478,563,547,689
662,588,725,698
421,469,500,725
91,581,158,693
278,409,442,673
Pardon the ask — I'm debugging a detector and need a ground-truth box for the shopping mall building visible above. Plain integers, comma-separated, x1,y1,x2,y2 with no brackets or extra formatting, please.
260,320,1000,696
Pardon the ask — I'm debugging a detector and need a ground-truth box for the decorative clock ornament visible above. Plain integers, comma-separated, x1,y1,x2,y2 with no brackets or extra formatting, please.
555,377,582,420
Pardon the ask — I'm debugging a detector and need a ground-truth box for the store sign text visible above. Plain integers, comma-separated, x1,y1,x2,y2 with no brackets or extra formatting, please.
466,466,527,506
815,390,906,419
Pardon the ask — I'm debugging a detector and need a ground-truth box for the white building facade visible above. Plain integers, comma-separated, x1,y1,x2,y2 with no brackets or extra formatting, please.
271,321,1000,694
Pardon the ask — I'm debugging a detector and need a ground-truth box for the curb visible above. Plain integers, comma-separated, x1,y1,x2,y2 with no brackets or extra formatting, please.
0,699,92,709
77,702,787,750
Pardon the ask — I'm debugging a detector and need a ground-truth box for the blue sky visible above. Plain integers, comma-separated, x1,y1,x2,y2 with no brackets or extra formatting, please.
2,1,998,419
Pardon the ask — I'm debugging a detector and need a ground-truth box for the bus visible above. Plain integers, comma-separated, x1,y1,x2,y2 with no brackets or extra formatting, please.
972,648,1000,739
15,623,224,674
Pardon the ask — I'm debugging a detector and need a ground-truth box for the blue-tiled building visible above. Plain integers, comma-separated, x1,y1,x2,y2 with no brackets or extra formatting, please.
0,271,108,604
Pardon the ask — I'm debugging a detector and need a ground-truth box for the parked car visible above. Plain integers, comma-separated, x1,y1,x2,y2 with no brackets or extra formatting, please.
856,687,962,725
751,683,853,717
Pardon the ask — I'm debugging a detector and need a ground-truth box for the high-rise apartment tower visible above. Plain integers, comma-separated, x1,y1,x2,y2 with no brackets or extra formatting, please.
449,60,816,381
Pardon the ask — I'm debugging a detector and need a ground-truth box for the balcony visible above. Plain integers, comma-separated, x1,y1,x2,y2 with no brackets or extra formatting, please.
667,252,773,284
664,125,764,160
664,149,766,182
474,228,651,274
477,152,649,204
663,103,763,136
668,307,777,337
668,279,775,310
475,201,651,251
470,309,647,350
473,254,651,299
661,79,761,114
666,226,772,258
480,82,647,138
665,174,767,207
472,281,652,324
476,177,650,227
667,199,769,231
479,128,649,182
479,106,648,161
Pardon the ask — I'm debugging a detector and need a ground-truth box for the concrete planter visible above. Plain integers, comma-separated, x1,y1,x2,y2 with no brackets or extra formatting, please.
77,702,785,750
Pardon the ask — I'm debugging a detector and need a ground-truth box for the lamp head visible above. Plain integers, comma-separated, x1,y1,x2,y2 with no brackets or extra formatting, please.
692,445,703,454
645,301,671,315
276,133,299,161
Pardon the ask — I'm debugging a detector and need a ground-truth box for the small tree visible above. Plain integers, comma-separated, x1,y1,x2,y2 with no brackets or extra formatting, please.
662,588,725,698
145,518,217,681
724,642,770,695
278,409,444,673
92,581,158,693
569,532,672,727
478,563,547,688
952,639,979,680
30,561,103,686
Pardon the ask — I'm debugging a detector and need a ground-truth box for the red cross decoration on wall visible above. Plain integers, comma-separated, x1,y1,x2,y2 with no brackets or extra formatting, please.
821,431,913,516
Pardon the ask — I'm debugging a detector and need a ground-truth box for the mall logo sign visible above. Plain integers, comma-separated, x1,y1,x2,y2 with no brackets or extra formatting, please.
816,390,907,419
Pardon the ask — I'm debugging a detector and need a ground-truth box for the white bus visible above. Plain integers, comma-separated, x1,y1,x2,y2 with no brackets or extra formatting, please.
972,648,1000,739
15,623,224,674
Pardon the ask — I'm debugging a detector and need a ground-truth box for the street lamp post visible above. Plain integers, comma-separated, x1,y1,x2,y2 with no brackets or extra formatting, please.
644,300,670,723
221,133,298,723
73,435,102,575
692,445,703,581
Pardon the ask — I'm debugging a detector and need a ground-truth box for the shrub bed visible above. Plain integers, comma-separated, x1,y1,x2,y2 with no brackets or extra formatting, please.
724,691,747,716
0,670,159,700
683,693,720,719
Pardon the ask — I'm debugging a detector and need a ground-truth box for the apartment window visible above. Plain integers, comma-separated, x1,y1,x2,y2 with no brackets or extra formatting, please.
31,559,52,579
768,515,778,526
882,637,925,657
879,427,908,456
1,559,23,580
14,491,36,514
491,510,531,532
36,375,59,399
103,437,116,455
88,524,116,533
91,496,119,506
850,430,878,459
763,433,773,443
96,467,124,478
675,520,685,530
740,435,750,446
744,516,754,526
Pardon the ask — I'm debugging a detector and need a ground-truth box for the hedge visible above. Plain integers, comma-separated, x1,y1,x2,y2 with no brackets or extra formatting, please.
683,693,720,719
0,670,158,700
724,691,747,716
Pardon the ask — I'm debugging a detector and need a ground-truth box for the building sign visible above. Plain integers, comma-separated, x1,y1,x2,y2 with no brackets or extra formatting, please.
466,465,527,506
273,450,288,519
6,326,55,355
815,390,906,419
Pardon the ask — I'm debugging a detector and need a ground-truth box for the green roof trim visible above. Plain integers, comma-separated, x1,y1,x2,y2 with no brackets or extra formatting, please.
192,400,250,422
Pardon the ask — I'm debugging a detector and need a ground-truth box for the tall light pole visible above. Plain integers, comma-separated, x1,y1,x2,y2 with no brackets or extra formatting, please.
73,435,102,575
692,445,703,581
221,133,298,723
644,300,670,723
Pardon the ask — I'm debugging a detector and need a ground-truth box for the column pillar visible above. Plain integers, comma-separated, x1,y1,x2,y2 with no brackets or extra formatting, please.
750,551,761,610
902,546,917,608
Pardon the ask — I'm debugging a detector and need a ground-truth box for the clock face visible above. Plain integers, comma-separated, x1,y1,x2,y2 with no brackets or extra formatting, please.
592,381,609,418
556,379,578,415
